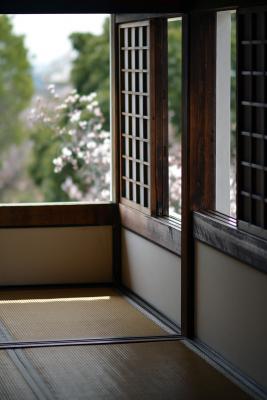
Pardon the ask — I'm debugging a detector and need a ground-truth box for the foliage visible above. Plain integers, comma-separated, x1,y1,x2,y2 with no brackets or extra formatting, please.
29,85,183,210
169,151,182,216
0,141,44,203
168,19,182,136
0,14,235,214
28,18,184,206
29,86,110,202
70,18,182,136
0,15,33,151
70,18,110,131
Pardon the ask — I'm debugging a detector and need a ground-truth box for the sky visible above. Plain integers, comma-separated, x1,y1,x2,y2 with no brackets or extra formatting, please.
11,14,108,67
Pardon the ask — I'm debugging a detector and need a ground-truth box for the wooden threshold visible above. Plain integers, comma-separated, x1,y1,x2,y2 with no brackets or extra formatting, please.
0,335,182,350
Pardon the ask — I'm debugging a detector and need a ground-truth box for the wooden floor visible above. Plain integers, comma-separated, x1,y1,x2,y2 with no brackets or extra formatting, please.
0,341,251,399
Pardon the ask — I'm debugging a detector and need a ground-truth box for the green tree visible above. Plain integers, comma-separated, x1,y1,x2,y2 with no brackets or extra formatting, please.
28,124,66,202
0,15,33,150
70,18,110,130
168,19,182,136
70,17,183,135
69,16,236,140
29,89,110,202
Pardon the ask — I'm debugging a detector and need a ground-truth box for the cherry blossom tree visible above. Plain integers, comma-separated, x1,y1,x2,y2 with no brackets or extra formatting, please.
29,86,110,202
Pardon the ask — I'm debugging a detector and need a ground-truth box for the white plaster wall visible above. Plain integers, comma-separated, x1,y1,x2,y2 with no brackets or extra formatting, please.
0,226,112,285
195,240,267,388
121,228,181,326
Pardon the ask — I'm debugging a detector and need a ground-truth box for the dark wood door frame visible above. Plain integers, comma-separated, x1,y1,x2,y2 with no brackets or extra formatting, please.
181,11,216,337
112,12,216,337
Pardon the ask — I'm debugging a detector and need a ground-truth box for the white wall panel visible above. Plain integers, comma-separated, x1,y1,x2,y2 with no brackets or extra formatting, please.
121,228,181,325
195,241,267,388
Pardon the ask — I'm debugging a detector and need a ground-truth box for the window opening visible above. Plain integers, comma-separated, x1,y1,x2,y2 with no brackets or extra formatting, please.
0,14,110,203
216,11,236,218
167,17,182,219
120,22,151,211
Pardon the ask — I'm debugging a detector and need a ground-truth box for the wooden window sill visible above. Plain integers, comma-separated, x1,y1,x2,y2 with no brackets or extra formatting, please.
119,203,181,255
193,210,267,274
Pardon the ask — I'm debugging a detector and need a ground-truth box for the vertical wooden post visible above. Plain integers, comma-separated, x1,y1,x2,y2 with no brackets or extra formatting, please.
181,11,216,337
111,15,122,284
111,14,120,204
150,18,168,217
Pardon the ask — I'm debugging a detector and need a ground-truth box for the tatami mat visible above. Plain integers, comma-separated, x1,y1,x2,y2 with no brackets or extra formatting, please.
0,287,170,342
0,350,36,400
15,341,250,400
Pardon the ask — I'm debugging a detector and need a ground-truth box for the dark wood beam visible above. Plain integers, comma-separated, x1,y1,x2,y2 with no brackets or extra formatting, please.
0,1,187,14
189,0,267,12
0,1,265,15
0,203,116,228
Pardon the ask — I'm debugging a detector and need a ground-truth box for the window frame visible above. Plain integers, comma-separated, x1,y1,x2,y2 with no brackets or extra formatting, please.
236,5,267,240
0,13,114,227
1,1,267,352
193,210,267,274
0,12,184,245
193,6,267,274
115,13,184,256
119,20,153,214
114,4,267,343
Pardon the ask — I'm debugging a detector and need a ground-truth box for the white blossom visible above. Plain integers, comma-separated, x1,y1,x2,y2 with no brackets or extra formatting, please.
53,157,63,173
94,107,102,117
56,104,68,111
62,147,72,157
29,86,111,202
79,121,87,130
65,94,79,105
68,129,76,136
86,142,96,150
47,84,55,93
61,177,83,200
70,110,81,123
95,123,102,131
88,92,97,101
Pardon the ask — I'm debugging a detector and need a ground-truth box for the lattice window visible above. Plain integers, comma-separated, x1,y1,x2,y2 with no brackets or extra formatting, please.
237,7,267,239
119,22,151,212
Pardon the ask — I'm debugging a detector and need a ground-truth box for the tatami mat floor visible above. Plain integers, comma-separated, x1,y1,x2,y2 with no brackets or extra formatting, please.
0,286,251,399
0,341,251,399
0,350,36,400
0,287,170,342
